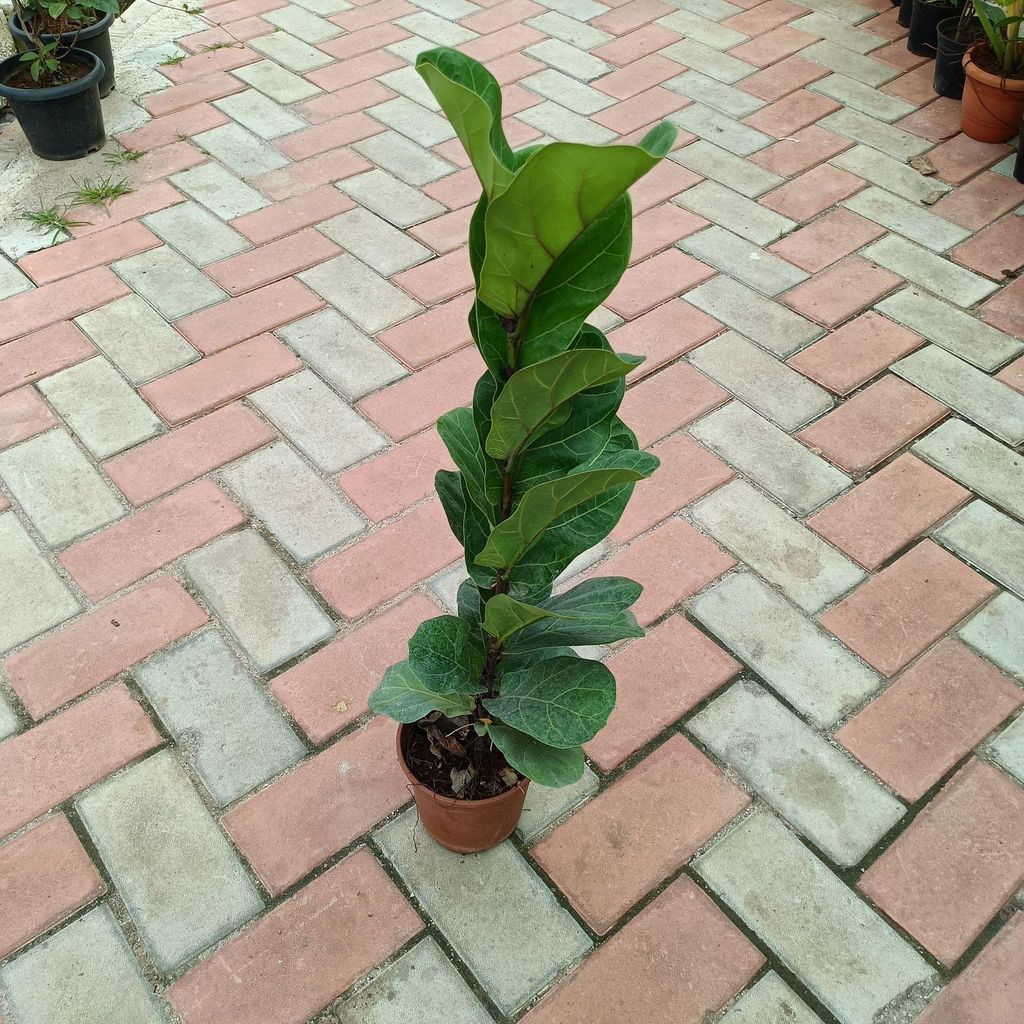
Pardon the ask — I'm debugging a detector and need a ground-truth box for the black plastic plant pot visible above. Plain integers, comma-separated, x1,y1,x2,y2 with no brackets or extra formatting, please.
1014,130,1024,183
0,49,106,161
933,16,973,98
8,10,114,98
898,0,914,28
908,0,957,56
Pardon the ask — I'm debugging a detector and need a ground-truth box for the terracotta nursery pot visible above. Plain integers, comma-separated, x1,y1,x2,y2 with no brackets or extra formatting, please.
397,724,529,854
961,47,1024,142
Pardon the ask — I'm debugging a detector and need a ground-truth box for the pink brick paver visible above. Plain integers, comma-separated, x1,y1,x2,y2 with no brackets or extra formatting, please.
836,639,1023,800
533,735,749,933
521,875,764,1024
167,849,422,1024
859,759,1024,966
3,577,208,717
820,540,998,676
3,0,1024,1016
0,815,104,958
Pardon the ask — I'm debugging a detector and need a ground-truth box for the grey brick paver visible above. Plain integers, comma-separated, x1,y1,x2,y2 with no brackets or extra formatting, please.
959,592,1024,679
366,96,456,148
863,236,997,307
249,30,333,72
690,402,850,514
844,186,972,251
525,39,612,81
221,441,365,561
169,162,270,220
671,105,773,157
264,5,343,43
192,123,291,179
691,573,881,726
376,807,591,1014
0,430,123,546
665,71,766,117
143,201,252,267
676,182,796,248
338,168,446,228
719,972,824,1024
232,59,323,103
691,479,864,613
354,131,457,186
695,810,936,1024
831,144,953,204
672,142,784,199
249,369,387,473
680,228,808,296
688,332,829,429
318,207,431,276
987,715,1024,784
810,74,915,123
214,88,308,139
183,529,335,672
77,750,264,972
517,765,599,842
660,39,757,83
822,110,933,160
522,69,614,115
113,246,228,320
790,12,887,54
37,357,162,459
689,681,905,865
0,907,168,1024
0,511,80,654
935,500,1024,598
802,40,900,86
136,629,307,805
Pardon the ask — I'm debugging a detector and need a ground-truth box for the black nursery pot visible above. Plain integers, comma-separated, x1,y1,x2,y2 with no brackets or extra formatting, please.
9,11,114,98
0,49,106,160
898,0,914,28
908,0,957,57
933,16,973,98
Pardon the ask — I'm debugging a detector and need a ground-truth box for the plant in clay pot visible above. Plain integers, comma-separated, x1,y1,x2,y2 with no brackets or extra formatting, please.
962,0,1024,141
8,0,119,96
0,2,106,160
367,46,677,855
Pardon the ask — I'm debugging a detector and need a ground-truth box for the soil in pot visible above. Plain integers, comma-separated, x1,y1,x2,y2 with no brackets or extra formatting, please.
8,11,114,97
962,43,1024,143
908,0,959,57
0,48,105,159
934,16,979,98
399,720,529,854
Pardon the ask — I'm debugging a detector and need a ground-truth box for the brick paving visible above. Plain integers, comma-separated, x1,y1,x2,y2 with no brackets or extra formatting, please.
1,0,1023,1019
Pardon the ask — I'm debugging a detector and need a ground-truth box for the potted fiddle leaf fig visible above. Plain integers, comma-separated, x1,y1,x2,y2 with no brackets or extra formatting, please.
962,0,1024,140
367,47,677,855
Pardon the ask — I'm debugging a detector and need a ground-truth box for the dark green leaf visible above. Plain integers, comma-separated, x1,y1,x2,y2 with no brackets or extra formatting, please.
479,123,677,318
485,348,642,460
437,407,500,521
369,660,476,723
485,654,615,747
510,577,644,651
435,469,466,546
415,47,514,199
488,725,584,786
407,615,486,693
457,578,484,629
476,450,658,572
482,595,556,643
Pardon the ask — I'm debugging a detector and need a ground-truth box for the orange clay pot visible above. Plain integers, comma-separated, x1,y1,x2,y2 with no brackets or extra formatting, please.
961,47,1024,143
397,723,529,854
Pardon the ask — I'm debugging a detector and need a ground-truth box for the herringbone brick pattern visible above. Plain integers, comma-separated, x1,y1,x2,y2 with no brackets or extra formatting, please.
1,0,1023,1019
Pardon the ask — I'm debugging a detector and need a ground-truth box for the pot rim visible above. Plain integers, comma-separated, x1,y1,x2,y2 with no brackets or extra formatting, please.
0,48,103,100
8,10,114,42
396,721,528,809
963,44,1024,89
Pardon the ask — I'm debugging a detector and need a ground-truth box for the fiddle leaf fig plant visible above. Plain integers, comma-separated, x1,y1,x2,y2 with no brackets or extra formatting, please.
368,47,678,791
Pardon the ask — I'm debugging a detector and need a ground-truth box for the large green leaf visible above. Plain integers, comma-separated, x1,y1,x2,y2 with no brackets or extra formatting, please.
476,451,658,572
518,195,632,367
479,122,676,318
485,348,642,461
408,615,486,693
482,595,556,643
369,660,477,723
488,724,584,786
435,469,466,546
510,577,644,651
437,407,500,521
416,48,513,199
484,654,615,747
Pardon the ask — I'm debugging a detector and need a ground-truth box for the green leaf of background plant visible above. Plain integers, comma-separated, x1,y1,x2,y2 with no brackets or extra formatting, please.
437,407,501,521
484,655,615,747
416,48,514,199
408,615,486,693
482,595,557,643
369,660,476,723
485,348,642,460
476,451,658,571
479,122,676,318
518,196,633,366
488,724,584,786
510,577,644,651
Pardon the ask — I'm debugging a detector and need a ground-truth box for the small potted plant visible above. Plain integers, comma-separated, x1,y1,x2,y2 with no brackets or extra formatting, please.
908,0,962,56
8,0,118,96
368,47,676,854
962,0,1024,141
0,2,106,160
935,3,982,97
